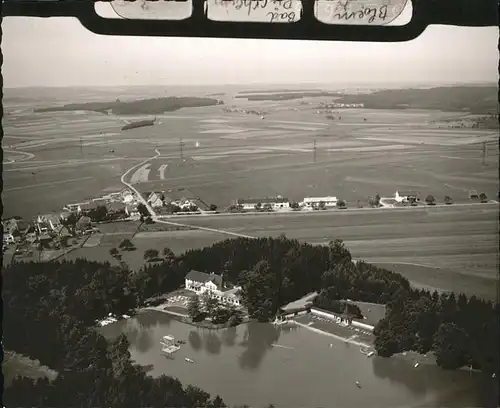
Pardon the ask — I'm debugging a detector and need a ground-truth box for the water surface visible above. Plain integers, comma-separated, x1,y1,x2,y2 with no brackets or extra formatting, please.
101,311,498,408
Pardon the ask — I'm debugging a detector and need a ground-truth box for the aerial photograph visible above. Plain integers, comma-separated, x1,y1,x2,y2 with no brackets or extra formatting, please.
2,3,499,408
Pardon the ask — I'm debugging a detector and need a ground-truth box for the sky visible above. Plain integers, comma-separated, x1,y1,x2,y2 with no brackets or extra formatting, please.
2,2,499,88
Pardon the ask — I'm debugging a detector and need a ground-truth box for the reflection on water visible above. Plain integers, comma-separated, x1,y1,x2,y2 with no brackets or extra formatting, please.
204,330,222,355
100,311,498,408
221,326,237,347
188,331,203,351
239,321,281,370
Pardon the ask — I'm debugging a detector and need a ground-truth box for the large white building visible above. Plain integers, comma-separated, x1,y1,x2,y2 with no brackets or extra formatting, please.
235,196,290,211
185,270,241,306
394,190,420,203
301,196,338,209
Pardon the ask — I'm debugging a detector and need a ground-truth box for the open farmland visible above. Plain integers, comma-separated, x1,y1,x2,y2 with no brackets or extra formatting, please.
4,91,498,218
3,87,498,300
169,204,499,300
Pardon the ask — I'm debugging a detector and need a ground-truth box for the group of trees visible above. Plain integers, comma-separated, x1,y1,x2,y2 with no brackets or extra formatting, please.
3,257,228,407
35,96,221,115
374,289,498,375
187,293,243,326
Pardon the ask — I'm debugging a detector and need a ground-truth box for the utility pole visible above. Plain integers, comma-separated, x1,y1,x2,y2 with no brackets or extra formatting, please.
313,139,317,163
80,137,83,157
482,142,487,166
180,138,185,162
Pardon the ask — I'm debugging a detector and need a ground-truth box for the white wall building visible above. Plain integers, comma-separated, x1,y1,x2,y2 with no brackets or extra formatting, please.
236,196,290,211
301,196,338,209
185,270,241,306
147,192,164,208
394,190,420,203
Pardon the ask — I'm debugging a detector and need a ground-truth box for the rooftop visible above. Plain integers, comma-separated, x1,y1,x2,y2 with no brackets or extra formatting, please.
186,270,223,289
396,191,419,196
237,196,290,204
303,196,338,202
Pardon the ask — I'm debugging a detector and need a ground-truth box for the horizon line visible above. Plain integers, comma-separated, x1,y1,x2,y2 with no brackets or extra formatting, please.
4,80,496,90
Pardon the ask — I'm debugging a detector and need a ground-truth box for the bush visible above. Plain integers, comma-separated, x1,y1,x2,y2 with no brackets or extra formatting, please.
425,195,436,205
336,200,347,209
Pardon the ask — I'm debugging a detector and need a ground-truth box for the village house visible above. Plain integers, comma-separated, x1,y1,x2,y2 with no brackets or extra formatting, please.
76,216,92,233
2,218,20,235
80,201,99,215
15,219,33,236
235,196,290,211
301,196,338,209
394,190,420,203
185,270,241,306
108,201,127,214
125,204,140,219
37,214,62,232
147,192,164,208
3,233,16,245
55,225,72,239
63,203,82,214
121,189,135,204
171,199,198,211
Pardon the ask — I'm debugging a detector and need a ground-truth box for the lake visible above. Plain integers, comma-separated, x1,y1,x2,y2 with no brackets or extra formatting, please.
101,310,498,408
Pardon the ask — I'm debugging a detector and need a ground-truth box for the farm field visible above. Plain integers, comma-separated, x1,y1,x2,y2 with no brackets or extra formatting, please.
168,204,499,300
3,88,498,300
3,94,498,218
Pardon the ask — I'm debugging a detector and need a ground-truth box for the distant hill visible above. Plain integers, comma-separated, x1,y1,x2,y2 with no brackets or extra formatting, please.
34,96,222,115
235,91,343,101
336,86,498,114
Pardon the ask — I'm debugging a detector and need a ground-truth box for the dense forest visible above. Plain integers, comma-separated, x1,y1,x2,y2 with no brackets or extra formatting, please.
336,86,498,114
3,236,498,406
34,96,222,115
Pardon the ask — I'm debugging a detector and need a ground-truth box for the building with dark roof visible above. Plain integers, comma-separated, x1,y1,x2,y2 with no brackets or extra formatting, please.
185,270,241,306
394,190,420,203
235,196,290,210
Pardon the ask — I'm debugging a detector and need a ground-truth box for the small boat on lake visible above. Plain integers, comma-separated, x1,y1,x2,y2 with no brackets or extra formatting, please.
185,358,195,363
356,381,362,388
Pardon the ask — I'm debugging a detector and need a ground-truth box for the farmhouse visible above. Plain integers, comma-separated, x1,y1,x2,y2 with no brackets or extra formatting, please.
64,203,82,213
301,196,338,209
394,190,420,203
36,214,61,232
185,270,241,306
2,218,20,235
108,201,127,214
76,216,92,232
236,196,290,211
125,204,140,218
147,192,164,208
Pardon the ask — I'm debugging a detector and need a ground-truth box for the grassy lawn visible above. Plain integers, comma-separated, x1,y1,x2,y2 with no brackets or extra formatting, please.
372,262,497,301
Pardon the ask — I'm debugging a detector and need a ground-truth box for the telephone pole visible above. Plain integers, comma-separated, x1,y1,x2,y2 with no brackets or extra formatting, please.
482,142,487,166
180,138,185,162
313,139,317,163
80,137,83,157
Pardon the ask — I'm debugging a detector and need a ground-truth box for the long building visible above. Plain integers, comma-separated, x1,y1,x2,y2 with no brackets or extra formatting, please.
235,196,290,211
301,196,338,209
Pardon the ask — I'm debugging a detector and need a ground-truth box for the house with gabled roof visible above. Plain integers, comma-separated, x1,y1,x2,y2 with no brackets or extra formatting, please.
185,270,241,306
236,195,290,211
394,190,420,203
